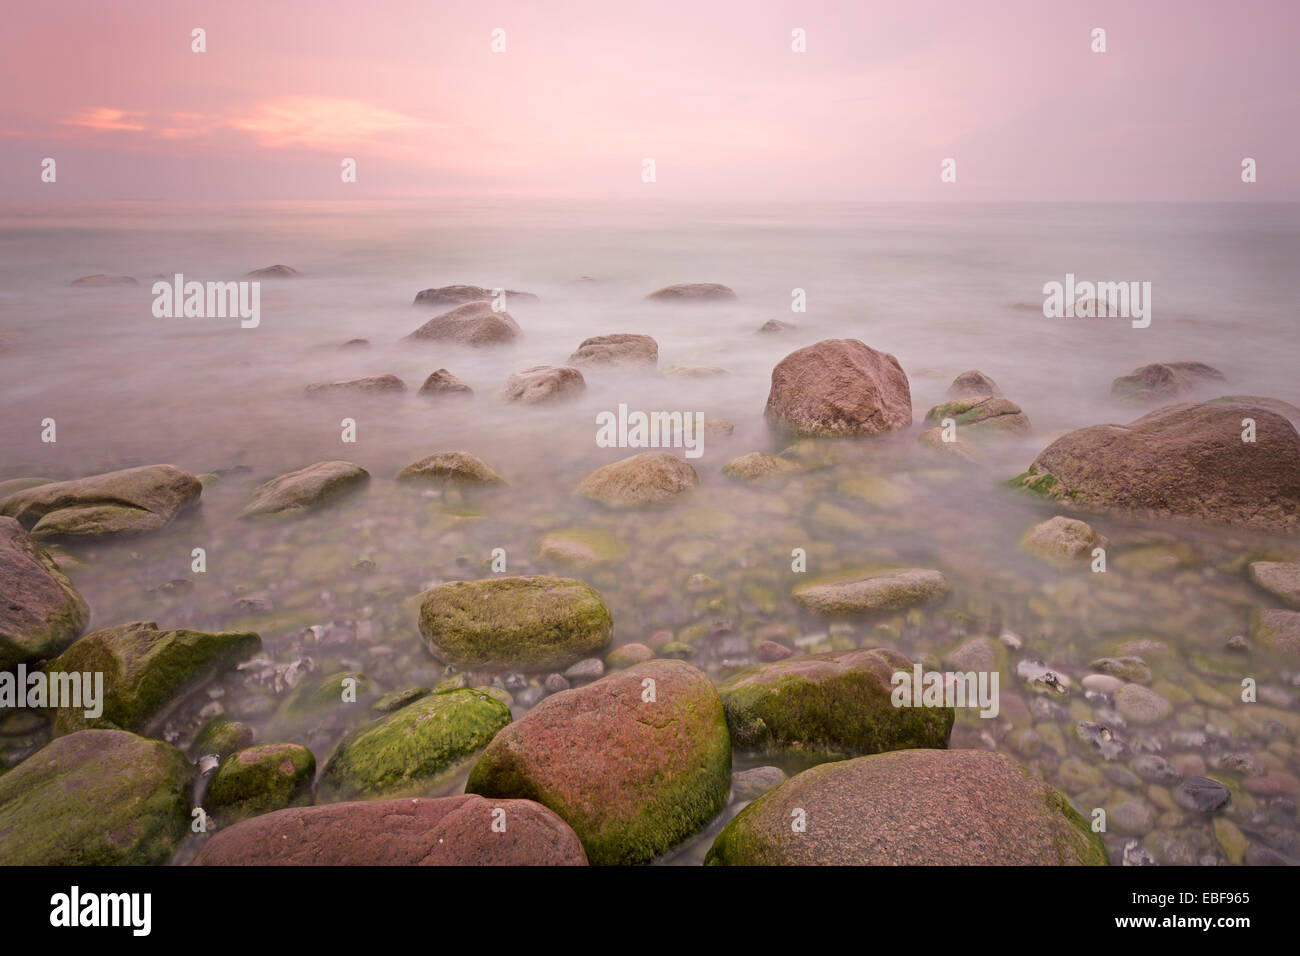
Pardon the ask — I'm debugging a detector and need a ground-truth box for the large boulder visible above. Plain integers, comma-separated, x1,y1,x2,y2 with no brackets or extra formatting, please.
396,452,505,487
1111,361,1225,402
418,575,612,670
406,301,521,346
577,452,698,507
646,283,737,302
466,660,731,865
946,369,1002,399
1008,402,1300,532
792,569,949,616
923,396,1030,437
569,334,658,367
500,365,586,404
0,464,202,538
305,374,406,396
764,339,912,437
706,749,1106,865
0,729,192,865
45,621,260,736
205,743,315,821
0,517,89,669
412,285,537,309
191,793,585,865
240,460,369,519
319,689,511,799
718,648,953,758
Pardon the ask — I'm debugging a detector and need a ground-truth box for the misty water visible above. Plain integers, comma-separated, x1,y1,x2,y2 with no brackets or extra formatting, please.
1,199,1298,865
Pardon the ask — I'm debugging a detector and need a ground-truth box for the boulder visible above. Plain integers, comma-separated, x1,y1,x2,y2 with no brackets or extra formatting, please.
418,575,613,670
1008,402,1300,532
1210,395,1300,422
764,339,912,437
1111,362,1225,402
396,452,505,487
569,334,658,367
918,426,984,463
466,660,731,865
45,621,260,736
1019,516,1108,565
924,396,1030,437
946,369,1002,399
245,264,300,278
0,464,202,538
792,569,949,616
0,477,53,502
577,452,698,507
240,460,369,519
721,452,799,481
706,749,1106,865
718,648,953,758
1248,561,1300,608
646,283,737,302
412,285,537,309
406,301,521,346
0,729,192,865
190,793,585,865
0,517,89,669
305,374,406,396
418,368,472,397
500,365,586,404
206,743,316,821
319,689,511,799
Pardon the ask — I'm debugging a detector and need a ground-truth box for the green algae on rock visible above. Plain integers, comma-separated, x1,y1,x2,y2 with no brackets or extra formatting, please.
0,729,192,865
718,648,953,759
44,621,260,736
206,742,316,821
0,516,89,669
466,659,731,866
706,749,1106,866
923,396,1030,436
418,575,612,670
192,718,254,758
319,689,510,800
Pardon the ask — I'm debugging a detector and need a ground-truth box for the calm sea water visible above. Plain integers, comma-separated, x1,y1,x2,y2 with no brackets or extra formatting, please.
1,200,1297,865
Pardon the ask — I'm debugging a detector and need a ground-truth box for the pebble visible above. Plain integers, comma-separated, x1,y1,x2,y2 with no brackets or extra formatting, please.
1173,777,1232,813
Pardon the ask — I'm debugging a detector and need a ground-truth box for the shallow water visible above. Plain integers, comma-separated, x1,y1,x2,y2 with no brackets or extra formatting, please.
1,199,1298,865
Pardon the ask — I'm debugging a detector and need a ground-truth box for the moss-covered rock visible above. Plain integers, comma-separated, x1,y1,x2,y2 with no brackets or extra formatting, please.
466,659,731,865
192,719,254,758
206,743,315,821
418,575,612,670
0,729,192,865
281,670,372,714
923,396,1030,436
706,749,1106,865
320,689,510,799
718,648,953,759
44,621,260,736
0,516,89,669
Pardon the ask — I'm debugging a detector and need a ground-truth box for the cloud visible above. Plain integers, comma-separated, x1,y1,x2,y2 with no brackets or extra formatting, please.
62,107,147,132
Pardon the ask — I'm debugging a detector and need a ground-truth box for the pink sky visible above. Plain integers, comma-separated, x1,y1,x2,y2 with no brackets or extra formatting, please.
1,0,1296,200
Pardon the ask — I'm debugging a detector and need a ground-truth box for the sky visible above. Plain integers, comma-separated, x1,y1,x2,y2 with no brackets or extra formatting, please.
1,0,1296,201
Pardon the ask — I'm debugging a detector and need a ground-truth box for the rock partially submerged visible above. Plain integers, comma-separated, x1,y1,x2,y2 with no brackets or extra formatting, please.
718,648,953,758
792,569,949,616
1251,609,1300,658
1019,515,1108,566
45,621,260,735
1008,402,1300,532
245,264,300,278
0,730,192,865
191,793,586,865
500,365,586,404
924,396,1030,437
418,575,613,670
1111,361,1225,402
757,319,796,334
319,689,511,799
577,452,698,507
1249,561,1300,607
206,743,316,821
418,368,472,397
412,285,537,308
0,517,89,669
946,369,1002,399
764,339,912,437
705,749,1106,865
646,283,737,302
240,460,369,519
536,528,623,568
721,452,799,481
70,274,137,287
305,374,406,396
569,334,658,368
466,659,731,865
396,451,505,487
0,464,202,539
407,301,521,346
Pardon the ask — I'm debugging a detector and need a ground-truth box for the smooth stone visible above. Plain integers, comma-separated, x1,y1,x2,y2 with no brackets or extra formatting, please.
764,338,912,438
1251,608,1300,658
923,396,1030,437
569,334,658,367
792,569,949,616
500,365,586,404
418,368,473,397
245,264,300,278
1111,362,1224,402
646,283,737,302
396,452,504,487
577,452,698,508
240,460,369,519
0,464,202,538
1248,561,1300,608
71,273,137,286
731,765,787,800
305,374,405,396
1113,683,1172,725
412,285,536,308
206,743,316,821
407,301,521,346
0,517,89,669
721,452,799,481
1019,516,1107,565
1173,776,1232,813
946,369,1002,399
